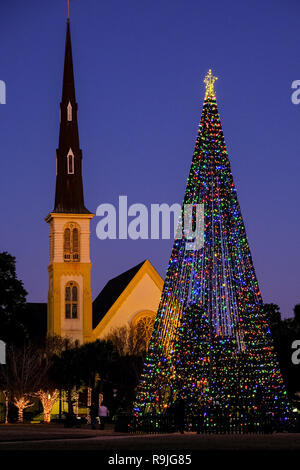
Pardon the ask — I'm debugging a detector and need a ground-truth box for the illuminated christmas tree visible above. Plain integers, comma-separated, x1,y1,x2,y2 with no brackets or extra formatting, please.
133,70,290,430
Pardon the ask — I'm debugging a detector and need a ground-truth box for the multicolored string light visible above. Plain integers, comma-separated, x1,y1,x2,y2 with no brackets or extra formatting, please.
133,70,290,428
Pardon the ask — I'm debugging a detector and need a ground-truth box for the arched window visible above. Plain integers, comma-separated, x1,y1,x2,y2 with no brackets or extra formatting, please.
72,228,79,260
63,224,80,262
136,315,155,343
67,153,74,174
65,282,78,319
67,101,72,121
132,312,156,351
64,228,71,260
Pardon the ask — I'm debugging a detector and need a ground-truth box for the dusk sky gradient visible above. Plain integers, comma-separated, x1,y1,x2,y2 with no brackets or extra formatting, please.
0,0,299,317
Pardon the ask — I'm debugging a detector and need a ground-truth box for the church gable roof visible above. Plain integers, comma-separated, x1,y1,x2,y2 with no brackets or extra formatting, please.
92,259,163,334
92,260,146,329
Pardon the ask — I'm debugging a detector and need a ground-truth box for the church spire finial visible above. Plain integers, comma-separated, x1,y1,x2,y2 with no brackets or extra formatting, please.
67,0,70,20
204,69,218,99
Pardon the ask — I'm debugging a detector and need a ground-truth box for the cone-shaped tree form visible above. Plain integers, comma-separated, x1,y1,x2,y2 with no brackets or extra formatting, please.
133,71,290,429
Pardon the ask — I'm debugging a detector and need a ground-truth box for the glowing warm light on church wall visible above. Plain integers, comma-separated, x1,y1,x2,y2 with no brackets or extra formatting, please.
92,263,163,341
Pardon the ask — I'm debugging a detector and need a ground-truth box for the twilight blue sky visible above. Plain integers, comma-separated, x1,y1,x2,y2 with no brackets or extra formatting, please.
0,0,299,317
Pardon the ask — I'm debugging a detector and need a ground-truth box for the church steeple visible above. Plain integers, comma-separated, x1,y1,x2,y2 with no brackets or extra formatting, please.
46,17,94,344
54,19,90,214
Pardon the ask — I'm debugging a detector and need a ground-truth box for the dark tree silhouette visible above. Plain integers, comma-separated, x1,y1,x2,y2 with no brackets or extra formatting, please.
293,304,300,329
0,252,28,344
106,326,146,413
262,303,300,405
76,339,115,393
263,303,281,328
50,344,81,416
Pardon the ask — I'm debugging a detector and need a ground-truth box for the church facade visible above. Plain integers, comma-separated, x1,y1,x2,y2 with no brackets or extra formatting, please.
92,260,163,341
44,19,163,344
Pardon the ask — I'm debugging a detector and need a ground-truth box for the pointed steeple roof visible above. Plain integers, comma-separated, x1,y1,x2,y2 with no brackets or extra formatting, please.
53,19,90,214
62,19,76,103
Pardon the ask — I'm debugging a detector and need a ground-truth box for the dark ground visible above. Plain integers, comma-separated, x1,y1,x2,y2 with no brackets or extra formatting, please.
0,424,299,469
0,424,300,451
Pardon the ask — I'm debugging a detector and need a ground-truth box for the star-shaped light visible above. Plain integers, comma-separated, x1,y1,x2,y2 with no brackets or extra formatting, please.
204,69,218,99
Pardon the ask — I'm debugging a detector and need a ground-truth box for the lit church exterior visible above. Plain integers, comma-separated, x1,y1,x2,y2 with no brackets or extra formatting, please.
42,19,163,344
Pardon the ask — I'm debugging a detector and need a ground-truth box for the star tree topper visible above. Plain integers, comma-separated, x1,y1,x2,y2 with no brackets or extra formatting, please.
204,69,218,99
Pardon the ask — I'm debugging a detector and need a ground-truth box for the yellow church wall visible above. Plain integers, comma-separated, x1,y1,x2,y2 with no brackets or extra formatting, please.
46,213,93,264
97,273,159,336
46,212,94,343
48,262,93,343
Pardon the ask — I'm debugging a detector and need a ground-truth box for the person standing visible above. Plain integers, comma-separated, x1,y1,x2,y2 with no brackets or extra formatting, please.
99,403,109,430
89,402,99,430
175,398,185,434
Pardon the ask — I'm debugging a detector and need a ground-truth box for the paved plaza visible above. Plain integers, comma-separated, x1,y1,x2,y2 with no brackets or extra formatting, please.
0,424,300,452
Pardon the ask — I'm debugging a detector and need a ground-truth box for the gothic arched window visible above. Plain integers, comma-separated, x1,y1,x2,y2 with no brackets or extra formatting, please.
65,282,78,319
67,101,72,121
63,224,80,262
64,228,71,261
72,228,79,260
67,152,74,174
